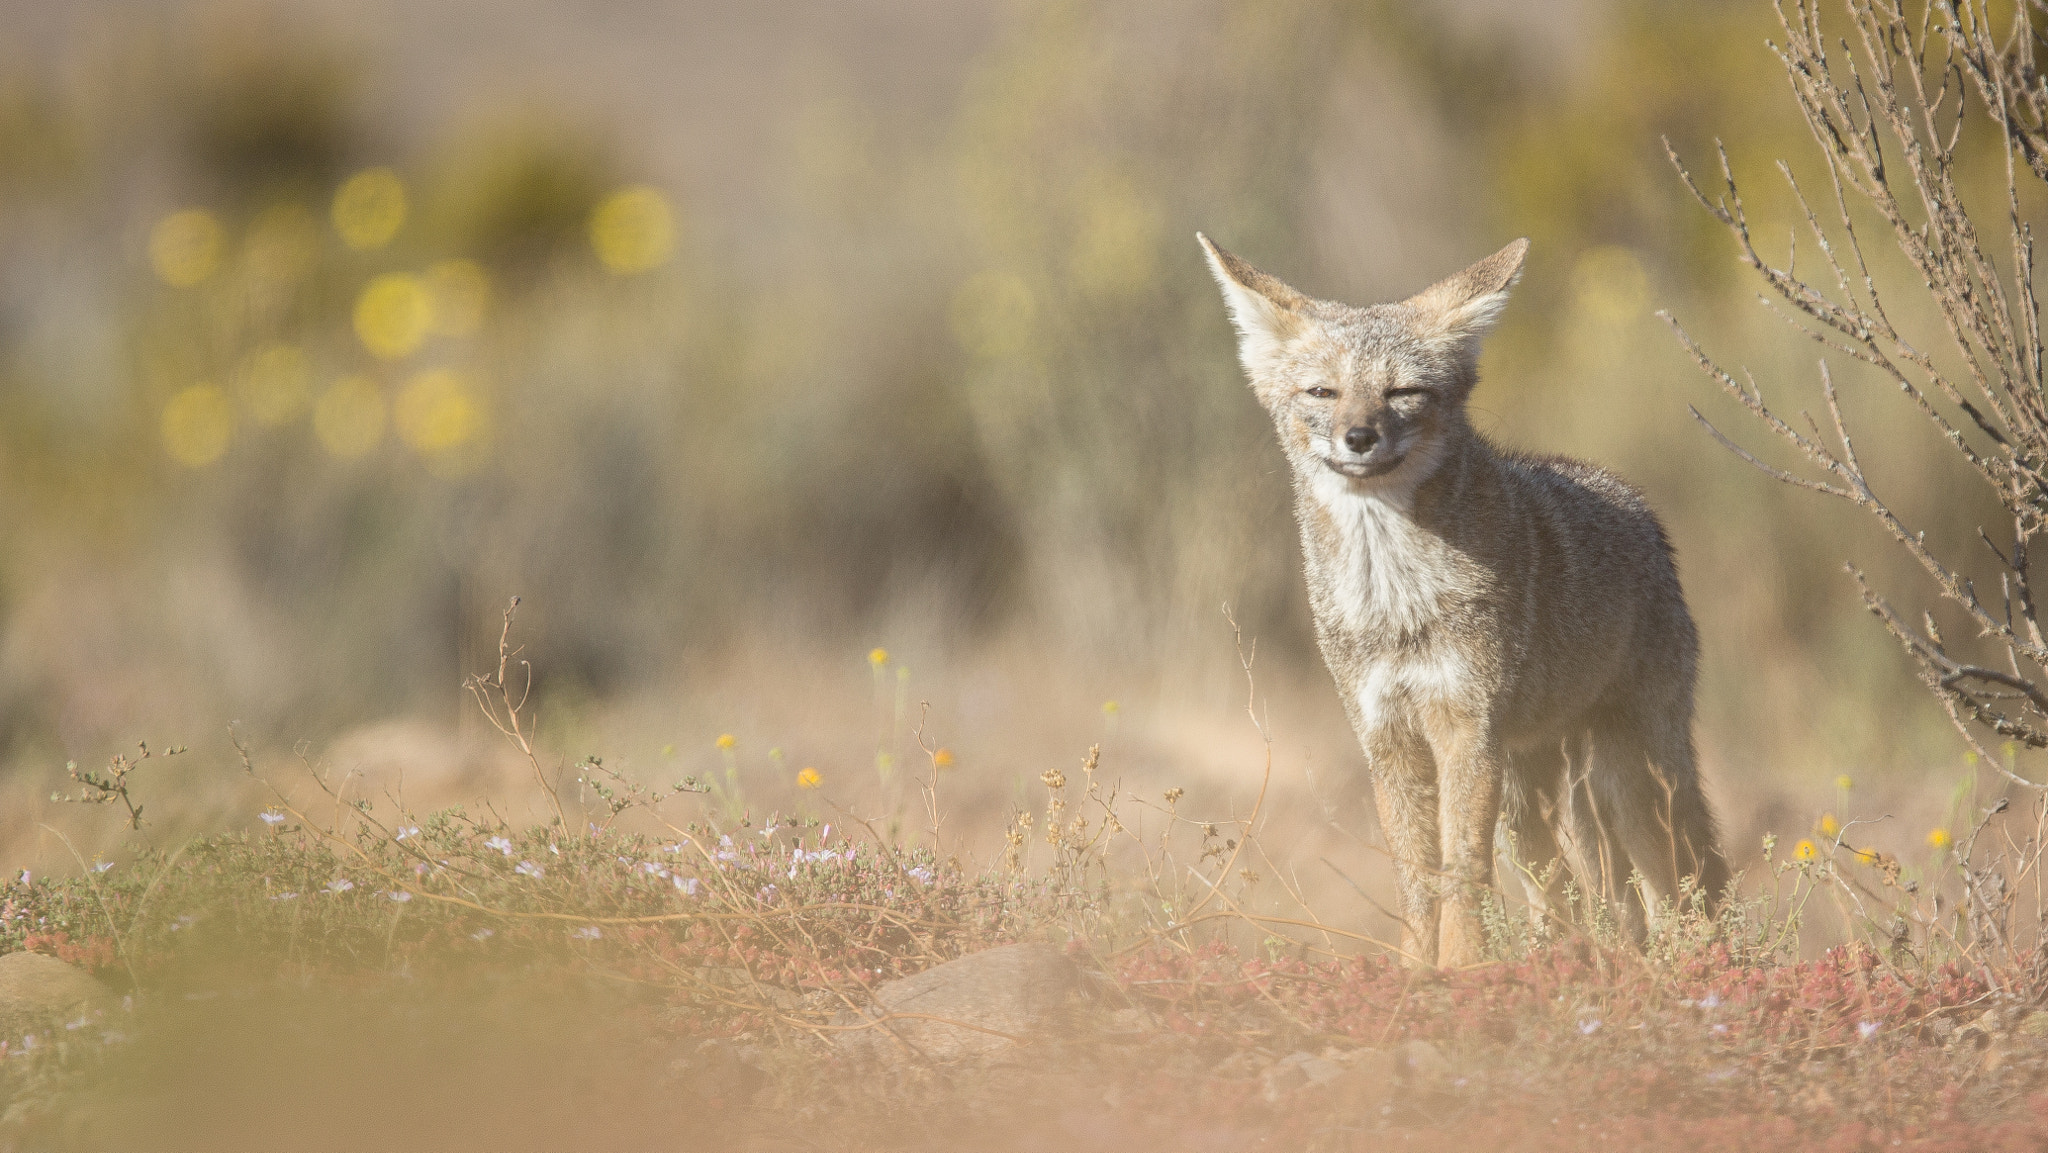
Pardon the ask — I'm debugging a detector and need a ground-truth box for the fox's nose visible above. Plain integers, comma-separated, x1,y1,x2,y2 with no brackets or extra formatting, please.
1343,426,1379,453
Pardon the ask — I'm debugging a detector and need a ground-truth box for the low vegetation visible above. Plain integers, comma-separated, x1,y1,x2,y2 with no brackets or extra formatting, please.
2,615,2048,1151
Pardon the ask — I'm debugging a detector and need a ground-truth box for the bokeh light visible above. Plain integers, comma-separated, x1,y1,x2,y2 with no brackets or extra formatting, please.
148,209,224,287
235,343,311,426
588,185,675,274
1570,246,1651,326
948,270,1036,358
160,384,235,467
332,168,408,251
424,259,490,337
353,273,432,360
394,368,482,457
1066,177,1160,303
313,376,386,458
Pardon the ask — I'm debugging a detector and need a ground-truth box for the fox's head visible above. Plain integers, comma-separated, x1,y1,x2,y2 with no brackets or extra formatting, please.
1199,234,1527,495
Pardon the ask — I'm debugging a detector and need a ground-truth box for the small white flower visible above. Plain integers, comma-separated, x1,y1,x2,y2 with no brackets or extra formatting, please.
1711,1023,1729,1036
1699,992,1721,1010
719,835,733,848
1578,1019,1601,1035
386,891,412,903
908,866,934,884
471,928,495,941
548,843,559,856
91,861,114,873
325,878,353,894
395,826,420,841
485,836,513,856
676,876,700,896
514,861,544,879
413,862,429,876
662,843,684,854
20,1034,34,1052
271,892,298,901
572,926,601,940
259,811,286,826
820,824,832,842
1858,1020,1880,1040
15,870,29,885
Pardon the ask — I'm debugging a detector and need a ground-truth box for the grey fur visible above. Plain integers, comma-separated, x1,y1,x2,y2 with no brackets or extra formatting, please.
1199,233,1729,967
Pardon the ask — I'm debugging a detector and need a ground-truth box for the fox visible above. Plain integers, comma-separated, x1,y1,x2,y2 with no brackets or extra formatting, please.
1198,233,1729,968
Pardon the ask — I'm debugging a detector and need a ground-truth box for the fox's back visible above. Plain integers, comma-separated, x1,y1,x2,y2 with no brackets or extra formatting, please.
1427,439,1696,737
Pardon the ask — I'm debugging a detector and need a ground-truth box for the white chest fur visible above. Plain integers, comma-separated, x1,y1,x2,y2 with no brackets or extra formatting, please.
1351,645,1471,737
1306,470,1455,639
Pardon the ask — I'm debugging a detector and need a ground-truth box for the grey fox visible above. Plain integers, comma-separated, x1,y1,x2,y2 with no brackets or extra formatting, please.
1199,234,1728,967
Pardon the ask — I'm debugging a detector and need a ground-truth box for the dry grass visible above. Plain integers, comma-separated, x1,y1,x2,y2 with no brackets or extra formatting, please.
4,610,2048,1151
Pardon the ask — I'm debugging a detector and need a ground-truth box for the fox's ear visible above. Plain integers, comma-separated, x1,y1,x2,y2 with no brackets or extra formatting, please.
1403,238,1529,350
1198,232,1310,378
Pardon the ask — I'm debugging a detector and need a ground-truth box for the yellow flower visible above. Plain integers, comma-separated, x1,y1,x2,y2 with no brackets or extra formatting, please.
394,369,483,456
1793,839,1818,861
354,273,431,360
332,168,407,251
796,767,821,790
933,748,956,769
1835,774,1853,793
589,186,676,274
149,208,224,287
715,733,736,751
1818,813,1839,837
868,648,888,667
1102,700,1120,716
1927,828,1953,850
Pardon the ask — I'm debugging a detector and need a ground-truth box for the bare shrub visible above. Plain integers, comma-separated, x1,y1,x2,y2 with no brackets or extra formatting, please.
1663,0,2048,982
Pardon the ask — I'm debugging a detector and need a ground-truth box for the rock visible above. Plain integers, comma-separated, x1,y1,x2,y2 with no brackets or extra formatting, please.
833,943,1094,1063
1398,1039,1453,1082
1258,1050,1350,1102
1259,1053,1312,1103
667,1038,764,1105
0,951,110,1038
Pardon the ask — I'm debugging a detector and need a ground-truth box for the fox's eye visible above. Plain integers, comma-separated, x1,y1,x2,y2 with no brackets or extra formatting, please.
1304,385,1337,399
1385,387,1430,405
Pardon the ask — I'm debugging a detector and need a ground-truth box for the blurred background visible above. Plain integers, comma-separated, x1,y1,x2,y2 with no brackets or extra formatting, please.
0,0,2023,922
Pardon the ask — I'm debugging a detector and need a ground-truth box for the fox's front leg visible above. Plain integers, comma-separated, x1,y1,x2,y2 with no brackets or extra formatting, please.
1428,717,1504,968
1364,724,1440,968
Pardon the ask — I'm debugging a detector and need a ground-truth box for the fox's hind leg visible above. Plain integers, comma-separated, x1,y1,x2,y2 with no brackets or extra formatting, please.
1503,740,1570,924
1558,731,1649,941
1589,714,1730,928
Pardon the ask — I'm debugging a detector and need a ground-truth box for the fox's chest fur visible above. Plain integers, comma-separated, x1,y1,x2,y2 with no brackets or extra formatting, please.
1301,470,1461,640
1300,470,1479,736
